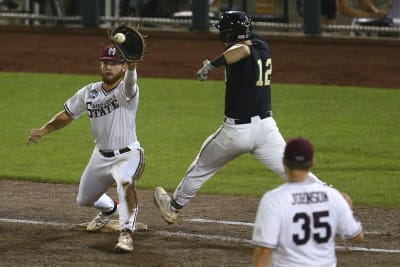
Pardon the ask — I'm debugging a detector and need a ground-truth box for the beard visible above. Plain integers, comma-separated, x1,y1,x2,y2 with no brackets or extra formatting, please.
101,71,123,86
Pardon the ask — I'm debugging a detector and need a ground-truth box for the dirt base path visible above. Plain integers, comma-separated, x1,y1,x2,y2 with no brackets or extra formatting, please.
1,179,399,266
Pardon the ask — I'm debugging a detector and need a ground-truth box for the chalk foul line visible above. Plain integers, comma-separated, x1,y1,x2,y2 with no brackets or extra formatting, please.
0,218,69,227
1,217,399,254
184,218,395,236
157,230,400,254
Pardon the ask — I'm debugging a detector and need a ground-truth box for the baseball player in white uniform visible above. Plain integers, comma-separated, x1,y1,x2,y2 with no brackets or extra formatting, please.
154,11,324,224
27,44,144,253
252,137,364,267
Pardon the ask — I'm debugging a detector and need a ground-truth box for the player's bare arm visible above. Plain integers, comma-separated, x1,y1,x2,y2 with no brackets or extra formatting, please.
252,247,272,267
197,43,251,81
337,0,386,18
359,0,386,15
27,110,73,144
223,43,251,64
351,231,365,244
127,62,137,71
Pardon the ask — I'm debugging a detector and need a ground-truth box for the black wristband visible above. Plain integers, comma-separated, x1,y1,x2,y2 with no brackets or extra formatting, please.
210,54,227,67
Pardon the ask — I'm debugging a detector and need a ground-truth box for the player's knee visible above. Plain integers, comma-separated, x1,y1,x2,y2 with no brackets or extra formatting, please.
122,181,135,191
76,195,94,207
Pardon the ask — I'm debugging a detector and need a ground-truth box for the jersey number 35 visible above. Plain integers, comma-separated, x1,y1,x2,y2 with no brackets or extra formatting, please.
292,210,332,245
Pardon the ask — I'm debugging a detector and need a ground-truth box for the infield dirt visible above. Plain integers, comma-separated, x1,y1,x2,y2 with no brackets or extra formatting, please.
1,180,399,266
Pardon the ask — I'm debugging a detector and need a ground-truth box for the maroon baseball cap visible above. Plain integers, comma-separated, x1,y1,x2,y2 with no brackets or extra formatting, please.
284,137,314,163
100,44,123,61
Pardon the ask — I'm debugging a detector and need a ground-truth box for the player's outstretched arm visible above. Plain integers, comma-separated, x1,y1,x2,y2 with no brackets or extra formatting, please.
197,44,251,81
223,43,251,64
27,110,73,144
123,62,138,99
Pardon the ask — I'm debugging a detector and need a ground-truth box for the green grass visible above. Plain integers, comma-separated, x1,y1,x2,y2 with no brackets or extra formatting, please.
1,72,399,208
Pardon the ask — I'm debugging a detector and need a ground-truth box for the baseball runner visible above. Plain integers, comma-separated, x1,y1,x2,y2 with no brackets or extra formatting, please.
154,11,324,224
27,44,144,253
252,137,364,267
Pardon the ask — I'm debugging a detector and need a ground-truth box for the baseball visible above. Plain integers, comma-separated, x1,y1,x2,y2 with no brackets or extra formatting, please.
113,33,126,43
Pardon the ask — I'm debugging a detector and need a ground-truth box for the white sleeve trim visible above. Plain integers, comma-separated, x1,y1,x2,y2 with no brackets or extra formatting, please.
252,240,278,249
341,225,363,240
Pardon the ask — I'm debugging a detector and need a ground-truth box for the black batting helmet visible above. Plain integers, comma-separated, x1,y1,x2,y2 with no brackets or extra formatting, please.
214,11,252,43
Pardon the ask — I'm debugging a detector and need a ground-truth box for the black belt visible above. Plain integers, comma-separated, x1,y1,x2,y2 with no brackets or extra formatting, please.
99,147,131,157
224,111,272,125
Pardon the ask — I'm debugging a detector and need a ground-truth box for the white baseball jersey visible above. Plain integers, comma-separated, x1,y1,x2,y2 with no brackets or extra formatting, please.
64,70,139,151
252,181,362,267
65,69,143,231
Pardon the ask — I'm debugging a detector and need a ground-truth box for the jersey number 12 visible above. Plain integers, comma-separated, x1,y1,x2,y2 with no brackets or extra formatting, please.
256,58,272,87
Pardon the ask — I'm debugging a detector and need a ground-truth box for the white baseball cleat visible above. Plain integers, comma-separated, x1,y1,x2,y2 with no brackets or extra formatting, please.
87,203,118,231
154,187,180,224
115,229,133,253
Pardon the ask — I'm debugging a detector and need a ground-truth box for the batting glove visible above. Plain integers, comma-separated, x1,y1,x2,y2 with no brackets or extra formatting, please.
197,60,215,81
